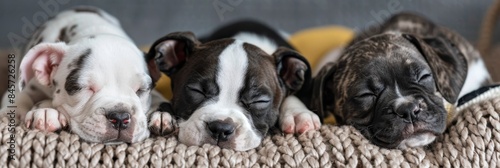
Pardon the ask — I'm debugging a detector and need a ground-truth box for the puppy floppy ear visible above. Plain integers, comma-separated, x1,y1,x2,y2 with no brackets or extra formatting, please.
273,47,311,94
308,62,336,123
145,31,200,83
19,42,68,90
402,34,468,103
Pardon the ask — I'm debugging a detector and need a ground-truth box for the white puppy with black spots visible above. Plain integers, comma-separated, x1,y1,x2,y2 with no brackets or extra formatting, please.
1,6,167,143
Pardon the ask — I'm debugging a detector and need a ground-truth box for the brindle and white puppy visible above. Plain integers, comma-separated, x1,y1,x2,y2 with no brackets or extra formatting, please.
0,6,167,143
305,13,492,149
146,20,321,151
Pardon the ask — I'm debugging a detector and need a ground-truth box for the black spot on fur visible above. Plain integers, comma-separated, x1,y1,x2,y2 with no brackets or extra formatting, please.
70,25,77,31
56,89,61,94
156,102,173,112
65,49,91,95
69,25,77,37
52,80,58,87
29,85,37,91
58,27,69,43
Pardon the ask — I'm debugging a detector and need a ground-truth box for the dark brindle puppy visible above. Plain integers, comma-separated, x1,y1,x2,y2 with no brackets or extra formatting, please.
305,13,493,149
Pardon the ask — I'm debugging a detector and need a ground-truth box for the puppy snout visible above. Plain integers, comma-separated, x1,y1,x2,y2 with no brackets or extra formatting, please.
207,120,236,141
394,102,421,122
106,112,131,130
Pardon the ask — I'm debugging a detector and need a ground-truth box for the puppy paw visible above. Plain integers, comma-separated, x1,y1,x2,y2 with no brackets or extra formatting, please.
280,109,321,134
25,108,67,132
148,111,177,136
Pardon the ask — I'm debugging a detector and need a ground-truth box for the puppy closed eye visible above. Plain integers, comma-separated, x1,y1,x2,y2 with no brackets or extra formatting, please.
136,88,149,96
241,97,271,110
418,73,432,83
352,93,377,110
242,100,270,117
353,93,376,103
187,85,206,97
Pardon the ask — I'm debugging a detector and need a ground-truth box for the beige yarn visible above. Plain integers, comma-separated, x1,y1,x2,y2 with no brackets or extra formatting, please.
1,96,499,167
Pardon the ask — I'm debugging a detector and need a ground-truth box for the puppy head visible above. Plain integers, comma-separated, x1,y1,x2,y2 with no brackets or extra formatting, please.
146,32,309,151
317,33,467,149
20,35,152,143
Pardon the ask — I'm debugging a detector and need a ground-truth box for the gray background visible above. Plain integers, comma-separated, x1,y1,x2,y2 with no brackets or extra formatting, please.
0,0,495,50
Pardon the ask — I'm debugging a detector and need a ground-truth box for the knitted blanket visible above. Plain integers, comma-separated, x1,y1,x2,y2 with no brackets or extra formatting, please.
1,87,499,167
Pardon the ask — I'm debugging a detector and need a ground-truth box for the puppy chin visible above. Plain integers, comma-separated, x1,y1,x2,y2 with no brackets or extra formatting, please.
397,133,436,149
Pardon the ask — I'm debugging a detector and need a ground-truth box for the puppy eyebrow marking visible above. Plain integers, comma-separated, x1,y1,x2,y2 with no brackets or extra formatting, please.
65,49,92,95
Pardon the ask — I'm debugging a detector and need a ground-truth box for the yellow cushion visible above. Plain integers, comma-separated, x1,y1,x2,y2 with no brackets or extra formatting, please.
140,46,172,100
289,26,354,124
289,26,354,69
156,73,172,99
150,26,356,124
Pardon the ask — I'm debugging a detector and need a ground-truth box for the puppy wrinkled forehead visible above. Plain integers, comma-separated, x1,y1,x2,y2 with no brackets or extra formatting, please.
345,34,426,63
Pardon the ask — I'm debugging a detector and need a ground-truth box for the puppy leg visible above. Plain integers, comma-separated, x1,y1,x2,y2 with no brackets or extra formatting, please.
147,90,177,135
280,95,321,134
25,100,67,132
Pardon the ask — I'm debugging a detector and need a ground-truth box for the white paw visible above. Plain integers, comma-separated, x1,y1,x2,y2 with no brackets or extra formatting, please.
25,108,67,132
280,109,321,134
148,111,176,135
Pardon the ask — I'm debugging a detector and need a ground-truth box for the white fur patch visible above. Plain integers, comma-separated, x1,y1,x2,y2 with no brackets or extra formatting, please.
459,60,490,98
232,33,278,55
279,95,321,134
217,41,248,104
398,133,436,149
177,41,262,151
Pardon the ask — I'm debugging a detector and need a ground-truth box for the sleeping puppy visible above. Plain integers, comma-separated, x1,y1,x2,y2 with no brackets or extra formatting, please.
0,6,166,143
146,20,321,151
305,13,493,149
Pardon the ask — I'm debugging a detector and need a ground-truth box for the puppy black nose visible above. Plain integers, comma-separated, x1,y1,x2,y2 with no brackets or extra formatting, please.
394,102,420,122
207,121,235,141
106,112,131,130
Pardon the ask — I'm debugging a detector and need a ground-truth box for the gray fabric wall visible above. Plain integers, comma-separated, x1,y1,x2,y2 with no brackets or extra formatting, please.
0,0,494,50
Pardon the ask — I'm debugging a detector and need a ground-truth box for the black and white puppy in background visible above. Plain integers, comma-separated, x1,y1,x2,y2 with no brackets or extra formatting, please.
306,13,493,149
146,20,321,151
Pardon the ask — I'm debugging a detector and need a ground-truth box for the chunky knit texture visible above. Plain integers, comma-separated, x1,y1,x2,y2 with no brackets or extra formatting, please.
1,90,499,167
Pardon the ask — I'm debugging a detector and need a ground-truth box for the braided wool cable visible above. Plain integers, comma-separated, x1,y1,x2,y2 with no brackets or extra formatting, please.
0,97,499,167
